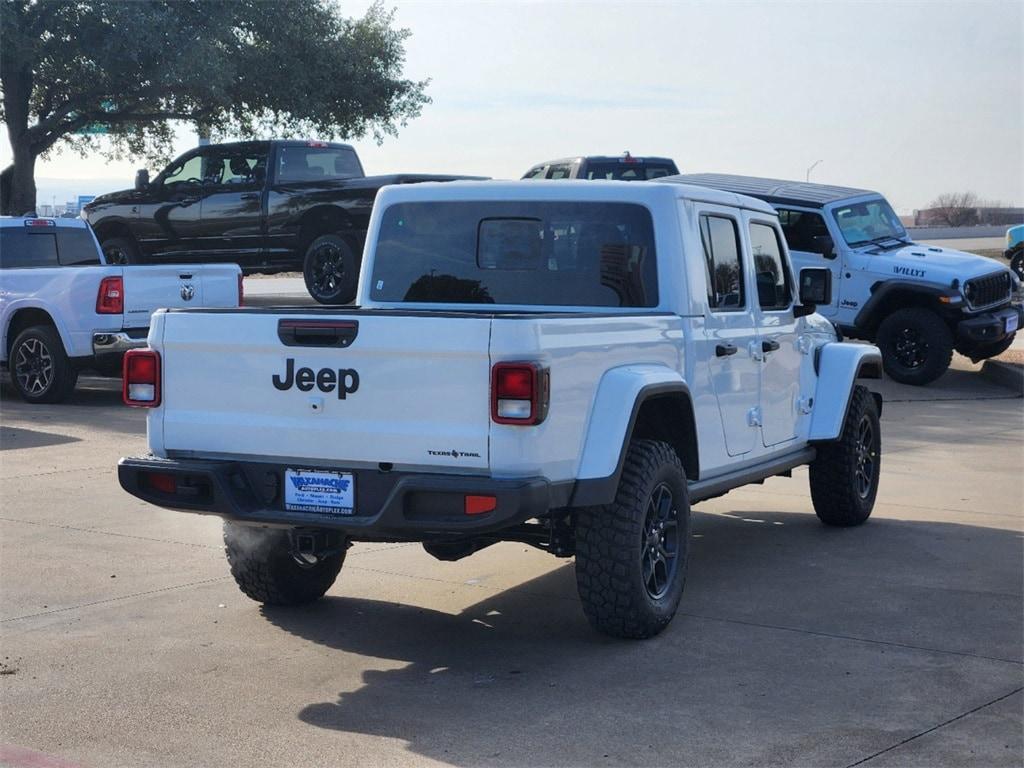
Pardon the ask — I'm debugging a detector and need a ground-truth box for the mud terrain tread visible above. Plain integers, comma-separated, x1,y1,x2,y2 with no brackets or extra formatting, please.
223,524,344,605
809,385,880,527
575,439,689,639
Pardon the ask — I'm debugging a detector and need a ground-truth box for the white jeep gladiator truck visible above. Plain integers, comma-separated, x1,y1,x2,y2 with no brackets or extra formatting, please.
672,174,1022,385
1,216,241,403
118,181,883,639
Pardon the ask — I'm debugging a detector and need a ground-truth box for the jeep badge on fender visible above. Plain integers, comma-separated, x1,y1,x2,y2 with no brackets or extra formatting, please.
272,358,359,399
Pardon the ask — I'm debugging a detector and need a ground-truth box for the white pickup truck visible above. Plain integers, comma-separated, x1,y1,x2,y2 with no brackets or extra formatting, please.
118,181,883,639
1,217,241,403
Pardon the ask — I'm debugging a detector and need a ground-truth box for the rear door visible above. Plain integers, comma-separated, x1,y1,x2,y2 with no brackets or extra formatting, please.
158,311,492,471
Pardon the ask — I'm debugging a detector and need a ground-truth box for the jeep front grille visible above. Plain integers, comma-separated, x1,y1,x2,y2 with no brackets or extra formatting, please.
964,271,1011,310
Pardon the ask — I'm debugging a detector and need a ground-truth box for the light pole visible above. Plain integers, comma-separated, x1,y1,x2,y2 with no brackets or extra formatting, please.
806,160,823,182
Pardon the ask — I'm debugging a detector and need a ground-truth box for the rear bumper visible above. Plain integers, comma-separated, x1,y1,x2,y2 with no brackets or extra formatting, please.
92,329,149,367
117,456,555,539
956,305,1021,345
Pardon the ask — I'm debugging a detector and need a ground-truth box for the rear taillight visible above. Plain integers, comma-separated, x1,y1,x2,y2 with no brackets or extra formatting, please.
96,276,124,314
491,362,549,425
123,349,161,407
237,273,244,306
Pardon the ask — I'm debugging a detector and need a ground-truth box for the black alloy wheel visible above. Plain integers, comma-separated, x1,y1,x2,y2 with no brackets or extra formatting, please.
854,414,877,499
641,483,680,600
14,336,54,397
302,234,358,305
309,241,346,298
893,326,928,370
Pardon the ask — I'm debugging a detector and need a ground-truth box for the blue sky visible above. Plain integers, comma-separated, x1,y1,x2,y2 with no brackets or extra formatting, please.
5,0,1021,213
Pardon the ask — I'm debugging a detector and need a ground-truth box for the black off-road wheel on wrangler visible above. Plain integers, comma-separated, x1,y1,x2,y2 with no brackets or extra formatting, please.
101,236,139,265
9,325,78,404
224,523,346,605
575,439,691,639
876,307,954,386
1008,244,1024,283
303,234,358,305
809,385,881,527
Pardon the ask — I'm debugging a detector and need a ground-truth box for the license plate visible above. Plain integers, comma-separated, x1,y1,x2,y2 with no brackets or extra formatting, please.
284,469,354,515
1006,313,1019,334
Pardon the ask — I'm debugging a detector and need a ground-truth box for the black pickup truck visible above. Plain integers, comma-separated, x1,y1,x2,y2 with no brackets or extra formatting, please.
83,140,481,303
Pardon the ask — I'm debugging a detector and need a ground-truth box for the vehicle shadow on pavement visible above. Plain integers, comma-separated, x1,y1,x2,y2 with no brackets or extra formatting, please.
0,380,145,436
260,510,1023,767
0,424,81,450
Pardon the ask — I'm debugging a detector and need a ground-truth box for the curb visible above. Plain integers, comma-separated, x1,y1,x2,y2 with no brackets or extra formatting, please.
980,360,1024,394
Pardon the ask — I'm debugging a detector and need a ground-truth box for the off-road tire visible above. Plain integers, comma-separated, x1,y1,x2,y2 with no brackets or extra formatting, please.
575,439,691,639
9,325,78,404
809,385,880,527
955,334,1015,362
224,523,345,605
876,307,954,386
303,234,358,305
1008,243,1024,282
101,236,139,265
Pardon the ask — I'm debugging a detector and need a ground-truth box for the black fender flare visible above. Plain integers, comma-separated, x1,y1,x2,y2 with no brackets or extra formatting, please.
854,279,961,334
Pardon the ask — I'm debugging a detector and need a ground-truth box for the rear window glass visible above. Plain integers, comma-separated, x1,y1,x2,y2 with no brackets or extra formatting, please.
277,146,362,182
585,162,678,181
370,201,658,307
0,228,59,268
57,229,101,265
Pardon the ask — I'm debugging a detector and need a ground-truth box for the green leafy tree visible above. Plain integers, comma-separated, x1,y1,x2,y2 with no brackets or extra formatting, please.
0,0,429,214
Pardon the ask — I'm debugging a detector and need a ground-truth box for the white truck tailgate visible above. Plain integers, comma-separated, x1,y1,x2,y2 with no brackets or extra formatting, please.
122,265,238,328
159,311,492,471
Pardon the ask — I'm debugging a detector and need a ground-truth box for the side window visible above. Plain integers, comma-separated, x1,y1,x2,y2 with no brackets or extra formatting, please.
57,229,102,265
522,166,545,180
162,154,205,188
699,214,744,310
546,164,572,179
749,222,793,311
214,149,268,186
776,208,829,252
0,228,60,268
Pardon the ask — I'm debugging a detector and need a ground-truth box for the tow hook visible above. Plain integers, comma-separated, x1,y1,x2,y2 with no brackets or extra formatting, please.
290,529,347,566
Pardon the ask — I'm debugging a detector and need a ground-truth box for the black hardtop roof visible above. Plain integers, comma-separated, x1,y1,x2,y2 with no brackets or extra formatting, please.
183,139,354,152
668,173,877,208
532,155,677,167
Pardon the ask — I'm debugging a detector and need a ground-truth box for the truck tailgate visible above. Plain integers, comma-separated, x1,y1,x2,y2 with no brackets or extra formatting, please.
122,264,239,328
158,311,492,471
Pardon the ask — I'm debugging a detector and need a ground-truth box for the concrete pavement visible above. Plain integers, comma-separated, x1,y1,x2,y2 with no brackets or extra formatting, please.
1,362,1022,767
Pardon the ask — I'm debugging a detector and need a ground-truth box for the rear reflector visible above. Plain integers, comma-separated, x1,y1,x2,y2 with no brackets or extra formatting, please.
96,276,124,314
144,473,177,494
491,362,549,425
122,349,161,407
465,495,497,515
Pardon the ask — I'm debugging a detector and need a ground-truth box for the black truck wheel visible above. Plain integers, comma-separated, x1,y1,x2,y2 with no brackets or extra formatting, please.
9,325,78,404
575,439,691,639
875,307,954,386
101,236,139,265
809,385,880,527
303,234,358,305
224,523,345,605
1008,244,1024,282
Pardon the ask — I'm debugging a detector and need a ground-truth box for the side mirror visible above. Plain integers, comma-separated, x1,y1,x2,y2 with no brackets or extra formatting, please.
134,169,150,191
812,234,836,259
795,267,832,317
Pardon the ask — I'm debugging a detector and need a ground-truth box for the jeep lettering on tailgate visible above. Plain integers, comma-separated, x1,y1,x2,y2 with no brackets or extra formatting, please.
272,358,360,399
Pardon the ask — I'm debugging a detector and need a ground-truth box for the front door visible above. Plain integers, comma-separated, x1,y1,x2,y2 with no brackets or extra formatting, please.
747,215,802,448
133,151,208,260
197,144,269,268
698,206,760,457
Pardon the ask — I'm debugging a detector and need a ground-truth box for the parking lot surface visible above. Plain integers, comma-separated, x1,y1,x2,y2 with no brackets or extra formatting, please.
1,356,1022,767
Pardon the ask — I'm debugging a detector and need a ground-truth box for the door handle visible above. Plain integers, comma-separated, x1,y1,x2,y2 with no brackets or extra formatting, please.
762,339,781,354
240,193,259,201
715,343,738,357
278,319,359,348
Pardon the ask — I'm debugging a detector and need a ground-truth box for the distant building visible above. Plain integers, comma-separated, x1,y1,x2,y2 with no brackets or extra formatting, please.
913,206,1024,227
37,204,55,217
